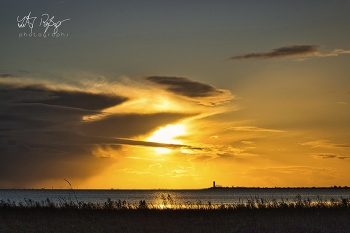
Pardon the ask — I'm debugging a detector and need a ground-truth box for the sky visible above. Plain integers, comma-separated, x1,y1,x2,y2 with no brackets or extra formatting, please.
1,0,350,189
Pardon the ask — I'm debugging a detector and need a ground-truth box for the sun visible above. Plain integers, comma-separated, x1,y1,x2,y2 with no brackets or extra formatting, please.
147,124,185,153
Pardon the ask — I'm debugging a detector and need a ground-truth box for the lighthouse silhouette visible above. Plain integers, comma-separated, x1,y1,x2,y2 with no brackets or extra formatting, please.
213,181,216,188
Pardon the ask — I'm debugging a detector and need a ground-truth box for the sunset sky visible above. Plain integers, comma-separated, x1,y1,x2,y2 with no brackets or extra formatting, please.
1,1,350,189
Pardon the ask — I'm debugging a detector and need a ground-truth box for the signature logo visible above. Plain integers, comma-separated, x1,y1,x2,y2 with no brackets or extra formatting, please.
17,12,70,38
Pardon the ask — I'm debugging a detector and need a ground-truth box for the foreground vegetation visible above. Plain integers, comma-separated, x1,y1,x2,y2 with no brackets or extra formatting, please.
1,195,350,232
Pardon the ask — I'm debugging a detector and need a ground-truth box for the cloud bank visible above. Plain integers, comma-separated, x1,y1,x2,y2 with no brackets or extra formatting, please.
0,84,128,110
0,78,204,187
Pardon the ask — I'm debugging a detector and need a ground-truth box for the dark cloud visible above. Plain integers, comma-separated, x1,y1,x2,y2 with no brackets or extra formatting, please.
0,104,96,127
145,76,224,98
0,111,196,186
0,84,128,110
0,82,196,187
228,45,319,60
80,113,192,138
312,154,350,160
0,143,111,186
98,139,200,151
217,153,234,158
190,155,213,162
39,91,127,111
0,128,108,185
0,73,18,78
18,70,30,73
335,144,350,148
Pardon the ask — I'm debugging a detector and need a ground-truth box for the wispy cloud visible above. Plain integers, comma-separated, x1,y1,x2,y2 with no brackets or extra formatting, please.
187,143,258,160
230,126,283,133
119,164,197,178
120,168,151,175
228,45,350,61
241,140,255,145
166,166,198,178
301,140,350,160
312,153,350,160
300,140,350,149
318,49,350,57
241,166,335,187
245,166,333,175
126,156,165,161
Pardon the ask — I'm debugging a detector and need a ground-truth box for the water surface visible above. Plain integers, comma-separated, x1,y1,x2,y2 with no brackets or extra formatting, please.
1,188,349,206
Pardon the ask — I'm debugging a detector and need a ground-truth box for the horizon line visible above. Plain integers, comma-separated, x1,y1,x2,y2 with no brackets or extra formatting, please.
1,185,349,190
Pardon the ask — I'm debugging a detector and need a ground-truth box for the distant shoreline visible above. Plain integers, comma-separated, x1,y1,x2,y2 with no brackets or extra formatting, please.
1,186,349,191
206,186,350,190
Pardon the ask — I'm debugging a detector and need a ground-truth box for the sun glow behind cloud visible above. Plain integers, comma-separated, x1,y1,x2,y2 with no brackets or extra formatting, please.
147,124,186,153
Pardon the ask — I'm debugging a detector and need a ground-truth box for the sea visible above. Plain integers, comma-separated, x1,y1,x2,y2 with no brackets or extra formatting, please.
1,188,350,207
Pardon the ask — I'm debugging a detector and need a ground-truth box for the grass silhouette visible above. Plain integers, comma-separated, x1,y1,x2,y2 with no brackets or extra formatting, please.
1,195,350,232
1,194,349,210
